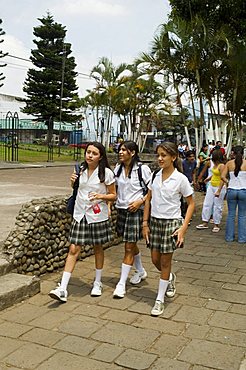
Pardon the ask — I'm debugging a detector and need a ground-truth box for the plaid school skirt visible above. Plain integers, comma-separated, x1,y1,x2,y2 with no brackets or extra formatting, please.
148,217,183,254
69,217,113,246
116,208,143,243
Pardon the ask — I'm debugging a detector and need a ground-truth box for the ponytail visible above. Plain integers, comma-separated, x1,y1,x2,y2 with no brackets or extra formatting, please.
233,146,244,177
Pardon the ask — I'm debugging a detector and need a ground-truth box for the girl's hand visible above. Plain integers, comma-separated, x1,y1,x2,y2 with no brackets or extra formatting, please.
70,173,78,187
142,225,150,243
172,227,185,248
214,190,220,198
88,192,101,201
128,199,143,213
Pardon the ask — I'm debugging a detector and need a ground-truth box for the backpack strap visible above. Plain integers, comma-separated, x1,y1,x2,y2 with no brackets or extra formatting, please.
72,163,81,190
151,169,160,184
137,163,148,196
74,163,81,175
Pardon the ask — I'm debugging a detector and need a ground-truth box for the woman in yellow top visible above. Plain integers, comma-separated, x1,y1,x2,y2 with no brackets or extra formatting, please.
196,150,226,232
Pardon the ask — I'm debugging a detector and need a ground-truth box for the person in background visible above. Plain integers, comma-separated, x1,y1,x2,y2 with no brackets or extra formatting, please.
196,150,226,233
211,141,226,157
49,142,116,302
197,143,210,193
181,150,197,219
182,150,197,186
143,142,195,316
113,141,152,298
220,145,246,243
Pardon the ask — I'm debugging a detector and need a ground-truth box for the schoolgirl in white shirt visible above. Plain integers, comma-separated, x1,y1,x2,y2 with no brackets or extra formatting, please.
113,141,152,298
143,142,195,316
49,142,116,302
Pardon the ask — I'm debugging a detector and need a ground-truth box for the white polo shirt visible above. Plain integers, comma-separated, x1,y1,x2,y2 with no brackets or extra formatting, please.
114,163,152,209
73,167,115,224
149,168,193,219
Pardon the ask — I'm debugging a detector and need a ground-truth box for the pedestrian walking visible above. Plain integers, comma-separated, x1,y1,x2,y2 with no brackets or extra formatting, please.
113,141,152,298
197,143,210,193
142,142,195,316
49,142,116,302
181,150,197,218
196,150,226,233
221,145,246,243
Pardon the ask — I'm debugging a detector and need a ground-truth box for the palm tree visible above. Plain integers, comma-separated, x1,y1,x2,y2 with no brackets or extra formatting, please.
90,57,128,147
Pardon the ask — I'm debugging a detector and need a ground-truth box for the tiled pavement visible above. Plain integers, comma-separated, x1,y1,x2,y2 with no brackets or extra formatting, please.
0,164,245,369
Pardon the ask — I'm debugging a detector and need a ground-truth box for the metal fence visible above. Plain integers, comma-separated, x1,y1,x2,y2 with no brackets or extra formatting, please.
0,111,19,162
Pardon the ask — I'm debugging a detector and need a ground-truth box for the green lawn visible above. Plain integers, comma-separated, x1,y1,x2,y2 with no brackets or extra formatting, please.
0,144,84,163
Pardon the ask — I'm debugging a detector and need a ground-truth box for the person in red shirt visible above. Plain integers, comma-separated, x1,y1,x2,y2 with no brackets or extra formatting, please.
211,141,225,156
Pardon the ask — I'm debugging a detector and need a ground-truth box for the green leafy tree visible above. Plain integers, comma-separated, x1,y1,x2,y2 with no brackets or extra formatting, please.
169,0,246,38
0,19,8,88
23,13,80,143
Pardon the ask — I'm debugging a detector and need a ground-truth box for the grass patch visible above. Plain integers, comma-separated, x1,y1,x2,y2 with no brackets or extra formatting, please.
0,144,84,163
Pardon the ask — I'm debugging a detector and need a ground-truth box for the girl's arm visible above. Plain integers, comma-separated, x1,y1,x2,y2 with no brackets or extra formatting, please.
172,194,195,247
221,162,229,184
204,175,212,184
128,194,147,213
88,183,117,202
142,190,152,244
197,161,209,181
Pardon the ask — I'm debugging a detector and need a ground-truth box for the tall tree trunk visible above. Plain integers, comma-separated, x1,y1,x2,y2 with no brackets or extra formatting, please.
184,126,191,149
195,69,206,148
215,77,222,141
188,84,200,157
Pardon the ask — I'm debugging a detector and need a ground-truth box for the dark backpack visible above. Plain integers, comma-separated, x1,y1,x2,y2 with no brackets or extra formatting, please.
66,163,81,215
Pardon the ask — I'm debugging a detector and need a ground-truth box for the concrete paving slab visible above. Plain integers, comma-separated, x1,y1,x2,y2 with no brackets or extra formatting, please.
0,336,23,360
36,351,119,370
3,342,56,369
178,338,245,370
115,348,157,370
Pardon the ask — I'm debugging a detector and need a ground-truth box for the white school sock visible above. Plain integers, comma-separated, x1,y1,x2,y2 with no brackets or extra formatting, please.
156,279,169,303
95,268,102,283
119,263,132,286
134,253,144,273
60,271,71,291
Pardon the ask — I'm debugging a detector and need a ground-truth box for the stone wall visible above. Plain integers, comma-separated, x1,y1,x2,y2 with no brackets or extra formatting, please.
3,196,121,276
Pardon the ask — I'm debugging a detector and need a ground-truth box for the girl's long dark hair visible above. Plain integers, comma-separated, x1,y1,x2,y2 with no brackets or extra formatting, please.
156,142,183,173
232,145,244,177
116,141,140,178
81,141,111,182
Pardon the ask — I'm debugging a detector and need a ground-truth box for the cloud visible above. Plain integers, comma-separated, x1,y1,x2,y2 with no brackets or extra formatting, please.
1,35,30,97
50,0,126,17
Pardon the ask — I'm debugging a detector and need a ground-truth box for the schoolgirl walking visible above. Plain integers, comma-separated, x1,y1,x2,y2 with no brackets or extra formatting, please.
49,142,116,302
143,142,195,316
113,141,152,298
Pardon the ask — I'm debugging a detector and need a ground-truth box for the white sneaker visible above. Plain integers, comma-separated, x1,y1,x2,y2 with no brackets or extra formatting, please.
151,300,164,316
91,281,103,297
165,272,176,298
113,283,126,298
49,283,67,303
130,269,147,285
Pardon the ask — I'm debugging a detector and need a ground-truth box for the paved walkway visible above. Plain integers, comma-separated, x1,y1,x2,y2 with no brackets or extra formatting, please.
0,163,245,369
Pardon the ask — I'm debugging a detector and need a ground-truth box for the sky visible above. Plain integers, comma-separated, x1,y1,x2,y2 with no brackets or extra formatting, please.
0,0,171,98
